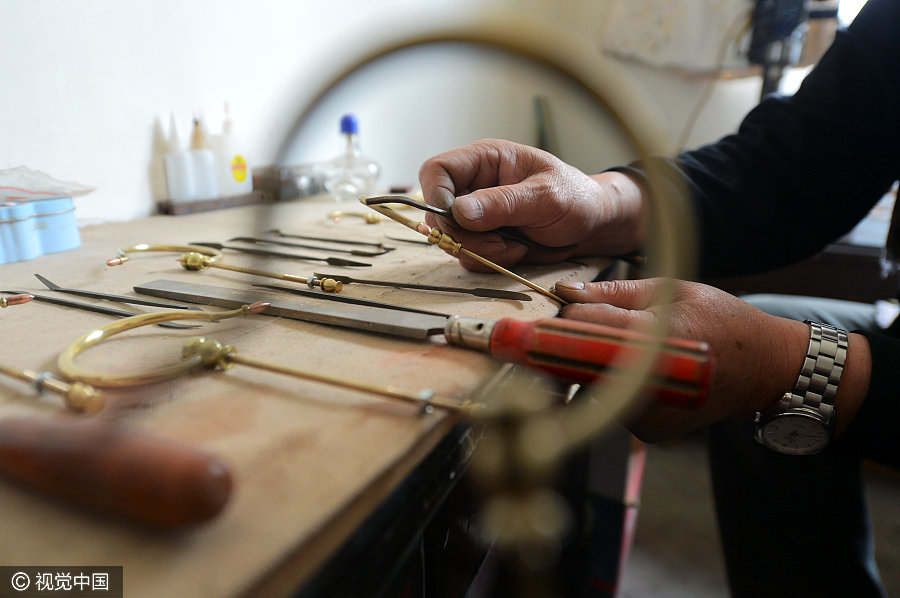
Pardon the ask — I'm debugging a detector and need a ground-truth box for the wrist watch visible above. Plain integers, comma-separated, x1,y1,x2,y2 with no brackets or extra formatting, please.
754,321,848,455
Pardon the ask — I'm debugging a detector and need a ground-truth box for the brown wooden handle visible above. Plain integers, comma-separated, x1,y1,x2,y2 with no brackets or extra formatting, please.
0,415,233,529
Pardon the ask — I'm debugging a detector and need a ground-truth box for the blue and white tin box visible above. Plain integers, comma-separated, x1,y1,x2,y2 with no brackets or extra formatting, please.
0,197,81,265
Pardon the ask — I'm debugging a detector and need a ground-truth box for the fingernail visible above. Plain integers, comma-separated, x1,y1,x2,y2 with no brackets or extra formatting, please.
454,196,483,221
555,281,584,291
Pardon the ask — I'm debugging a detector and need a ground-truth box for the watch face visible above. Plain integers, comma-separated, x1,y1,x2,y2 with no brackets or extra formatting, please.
760,412,829,455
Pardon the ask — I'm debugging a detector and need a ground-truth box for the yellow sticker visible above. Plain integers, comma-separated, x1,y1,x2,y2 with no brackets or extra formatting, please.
230,155,248,182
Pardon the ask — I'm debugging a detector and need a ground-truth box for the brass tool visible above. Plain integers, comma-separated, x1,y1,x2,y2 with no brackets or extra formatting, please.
105,243,344,293
0,362,103,412
365,195,577,252
313,272,533,301
266,229,395,251
0,293,34,308
34,273,202,311
361,196,568,304
57,304,479,415
327,210,382,224
1,290,200,329
251,283,452,317
228,236,390,257
191,241,372,267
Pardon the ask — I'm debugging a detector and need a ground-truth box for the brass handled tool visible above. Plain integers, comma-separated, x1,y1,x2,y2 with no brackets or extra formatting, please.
228,236,390,257
0,415,232,528
0,363,103,412
34,273,202,311
134,279,712,407
0,293,34,308
313,272,532,301
361,197,567,304
191,241,372,267
57,304,479,415
251,283,452,317
366,195,577,252
105,243,344,293
266,229,395,251
1,290,199,329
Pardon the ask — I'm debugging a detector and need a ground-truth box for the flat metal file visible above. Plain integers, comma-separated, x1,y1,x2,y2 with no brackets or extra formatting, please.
134,278,713,408
34,273,202,311
134,279,447,339
251,283,451,317
1,290,199,329
312,272,532,301
266,229,395,251
228,236,390,257
190,242,371,268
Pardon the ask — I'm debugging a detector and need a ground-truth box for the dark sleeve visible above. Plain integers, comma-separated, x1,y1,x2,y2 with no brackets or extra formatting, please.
632,0,900,277
843,331,900,468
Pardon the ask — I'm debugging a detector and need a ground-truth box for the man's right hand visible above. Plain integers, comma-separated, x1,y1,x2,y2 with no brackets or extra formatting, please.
418,139,647,271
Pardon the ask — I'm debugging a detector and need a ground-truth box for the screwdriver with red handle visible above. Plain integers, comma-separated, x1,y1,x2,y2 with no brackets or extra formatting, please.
444,316,712,408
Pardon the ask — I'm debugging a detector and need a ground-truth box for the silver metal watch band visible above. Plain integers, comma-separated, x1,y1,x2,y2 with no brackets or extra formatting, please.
780,321,848,424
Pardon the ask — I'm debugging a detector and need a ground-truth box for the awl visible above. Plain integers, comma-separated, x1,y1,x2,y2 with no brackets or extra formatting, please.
135,279,712,407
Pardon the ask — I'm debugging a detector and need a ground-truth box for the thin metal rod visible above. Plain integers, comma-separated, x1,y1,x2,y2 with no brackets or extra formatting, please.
0,363,104,412
204,261,343,293
362,201,567,304
228,236,389,257
227,353,478,414
312,272,533,301
459,248,567,304
33,273,201,311
251,283,452,317
266,229,394,250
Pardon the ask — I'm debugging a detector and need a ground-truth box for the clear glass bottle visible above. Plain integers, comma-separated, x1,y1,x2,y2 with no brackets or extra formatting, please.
323,114,380,202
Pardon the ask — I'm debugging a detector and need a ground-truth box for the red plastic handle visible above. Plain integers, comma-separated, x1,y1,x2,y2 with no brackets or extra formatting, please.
489,317,713,408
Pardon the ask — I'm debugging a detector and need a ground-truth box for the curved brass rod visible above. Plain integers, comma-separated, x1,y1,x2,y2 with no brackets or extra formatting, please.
57,303,269,387
56,303,478,415
105,243,343,293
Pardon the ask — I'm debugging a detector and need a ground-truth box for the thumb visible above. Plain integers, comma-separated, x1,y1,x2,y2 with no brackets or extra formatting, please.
452,180,554,232
554,278,664,310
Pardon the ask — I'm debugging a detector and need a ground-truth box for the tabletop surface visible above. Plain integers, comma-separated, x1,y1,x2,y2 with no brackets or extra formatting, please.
0,196,603,598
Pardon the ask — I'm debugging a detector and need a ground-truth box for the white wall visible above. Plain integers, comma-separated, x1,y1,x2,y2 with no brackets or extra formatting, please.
1,0,765,225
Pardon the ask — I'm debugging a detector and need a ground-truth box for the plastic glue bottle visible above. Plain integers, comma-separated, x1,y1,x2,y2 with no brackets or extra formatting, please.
164,114,195,202
209,102,253,197
188,118,218,200
324,113,380,202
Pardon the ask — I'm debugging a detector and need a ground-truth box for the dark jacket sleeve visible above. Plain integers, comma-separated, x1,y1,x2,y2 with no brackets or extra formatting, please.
845,330,900,468
641,0,900,277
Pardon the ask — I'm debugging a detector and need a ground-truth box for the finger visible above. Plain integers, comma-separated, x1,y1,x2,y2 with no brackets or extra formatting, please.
561,302,656,329
418,140,512,211
554,279,663,310
451,179,558,232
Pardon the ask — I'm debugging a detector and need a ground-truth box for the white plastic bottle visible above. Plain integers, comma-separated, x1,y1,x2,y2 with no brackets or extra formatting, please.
163,114,196,202
209,103,253,197
188,118,219,200
323,114,380,202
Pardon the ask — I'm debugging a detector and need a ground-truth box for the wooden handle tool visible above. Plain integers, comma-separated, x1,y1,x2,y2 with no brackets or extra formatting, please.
0,415,233,529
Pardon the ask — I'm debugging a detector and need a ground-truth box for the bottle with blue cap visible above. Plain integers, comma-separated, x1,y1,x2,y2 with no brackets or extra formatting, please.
323,113,380,202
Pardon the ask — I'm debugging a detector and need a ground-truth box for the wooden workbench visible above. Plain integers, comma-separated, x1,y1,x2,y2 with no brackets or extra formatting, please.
0,197,604,597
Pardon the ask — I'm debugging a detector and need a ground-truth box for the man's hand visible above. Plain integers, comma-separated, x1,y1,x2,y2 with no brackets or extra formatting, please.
555,278,813,442
418,139,646,271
